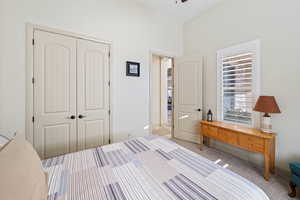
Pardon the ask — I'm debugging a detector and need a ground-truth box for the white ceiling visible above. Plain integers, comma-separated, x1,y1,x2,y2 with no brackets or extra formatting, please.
134,0,223,21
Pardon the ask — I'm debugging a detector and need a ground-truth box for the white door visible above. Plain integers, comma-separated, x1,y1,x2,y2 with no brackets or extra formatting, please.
174,56,203,143
34,30,77,159
77,39,110,150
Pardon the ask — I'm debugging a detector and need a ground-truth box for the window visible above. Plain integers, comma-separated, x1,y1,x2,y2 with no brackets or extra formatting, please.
217,40,260,126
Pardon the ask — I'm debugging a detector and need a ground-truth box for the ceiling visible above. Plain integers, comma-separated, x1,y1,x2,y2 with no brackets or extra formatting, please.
134,0,223,21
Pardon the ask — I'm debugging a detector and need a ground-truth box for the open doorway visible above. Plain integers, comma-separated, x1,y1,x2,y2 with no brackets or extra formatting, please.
150,55,174,138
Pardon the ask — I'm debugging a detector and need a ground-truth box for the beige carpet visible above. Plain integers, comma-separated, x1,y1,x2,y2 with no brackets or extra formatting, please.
152,126,172,137
168,137,299,200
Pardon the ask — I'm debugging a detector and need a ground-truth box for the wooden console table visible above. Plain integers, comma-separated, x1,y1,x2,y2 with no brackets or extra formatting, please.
200,120,276,181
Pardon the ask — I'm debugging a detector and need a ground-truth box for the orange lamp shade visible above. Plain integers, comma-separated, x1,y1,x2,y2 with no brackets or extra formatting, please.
253,96,281,114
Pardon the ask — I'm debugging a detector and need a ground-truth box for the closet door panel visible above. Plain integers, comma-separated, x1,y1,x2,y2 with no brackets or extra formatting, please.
33,30,77,159
77,39,110,150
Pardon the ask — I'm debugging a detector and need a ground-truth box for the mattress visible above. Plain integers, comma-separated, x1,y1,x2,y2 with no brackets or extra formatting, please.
43,135,269,200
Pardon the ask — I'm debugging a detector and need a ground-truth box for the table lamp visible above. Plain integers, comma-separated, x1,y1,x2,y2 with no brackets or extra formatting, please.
253,96,281,133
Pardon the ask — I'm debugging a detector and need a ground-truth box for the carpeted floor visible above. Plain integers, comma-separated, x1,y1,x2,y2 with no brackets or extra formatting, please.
168,137,299,200
152,126,172,137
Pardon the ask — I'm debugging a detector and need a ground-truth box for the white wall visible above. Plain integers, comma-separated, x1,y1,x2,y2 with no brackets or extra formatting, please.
183,0,300,173
0,0,182,141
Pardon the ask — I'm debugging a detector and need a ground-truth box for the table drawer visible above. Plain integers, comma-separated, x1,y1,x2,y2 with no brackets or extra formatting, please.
249,136,264,153
208,126,218,138
249,143,265,153
238,134,265,153
218,129,238,146
248,136,264,146
201,125,218,138
201,124,209,136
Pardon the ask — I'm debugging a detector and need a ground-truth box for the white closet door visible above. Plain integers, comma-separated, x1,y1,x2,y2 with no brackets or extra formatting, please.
34,30,77,159
77,39,110,150
174,56,203,143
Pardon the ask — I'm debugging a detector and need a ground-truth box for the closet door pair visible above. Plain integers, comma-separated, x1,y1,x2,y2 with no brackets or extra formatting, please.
33,30,110,159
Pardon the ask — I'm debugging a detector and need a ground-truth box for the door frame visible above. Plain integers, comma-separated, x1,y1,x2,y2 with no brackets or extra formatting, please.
148,50,178,138
25,23,113,146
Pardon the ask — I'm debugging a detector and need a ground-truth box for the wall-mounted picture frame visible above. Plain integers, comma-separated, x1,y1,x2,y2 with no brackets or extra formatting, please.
126,61,140,77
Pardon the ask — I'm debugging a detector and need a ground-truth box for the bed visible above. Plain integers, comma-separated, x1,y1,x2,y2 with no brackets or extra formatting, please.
43,135,269,200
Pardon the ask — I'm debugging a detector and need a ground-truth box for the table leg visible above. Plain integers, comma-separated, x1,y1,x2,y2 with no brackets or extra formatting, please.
264,139,271,181
270,137,275,174
199,135,204,151
206,137,211,147
264,155,270,181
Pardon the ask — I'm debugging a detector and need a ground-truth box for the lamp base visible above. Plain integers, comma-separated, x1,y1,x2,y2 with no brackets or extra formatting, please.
261,113,273,133
261,128,273,133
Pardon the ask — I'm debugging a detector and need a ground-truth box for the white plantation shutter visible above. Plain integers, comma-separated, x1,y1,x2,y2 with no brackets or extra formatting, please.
222,53,253,125
217,40,260,126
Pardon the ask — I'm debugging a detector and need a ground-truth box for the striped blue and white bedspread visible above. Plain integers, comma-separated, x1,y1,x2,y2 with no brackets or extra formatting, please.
43,135,269,200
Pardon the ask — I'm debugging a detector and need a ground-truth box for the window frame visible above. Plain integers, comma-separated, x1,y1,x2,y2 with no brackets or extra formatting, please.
217,40,261,127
